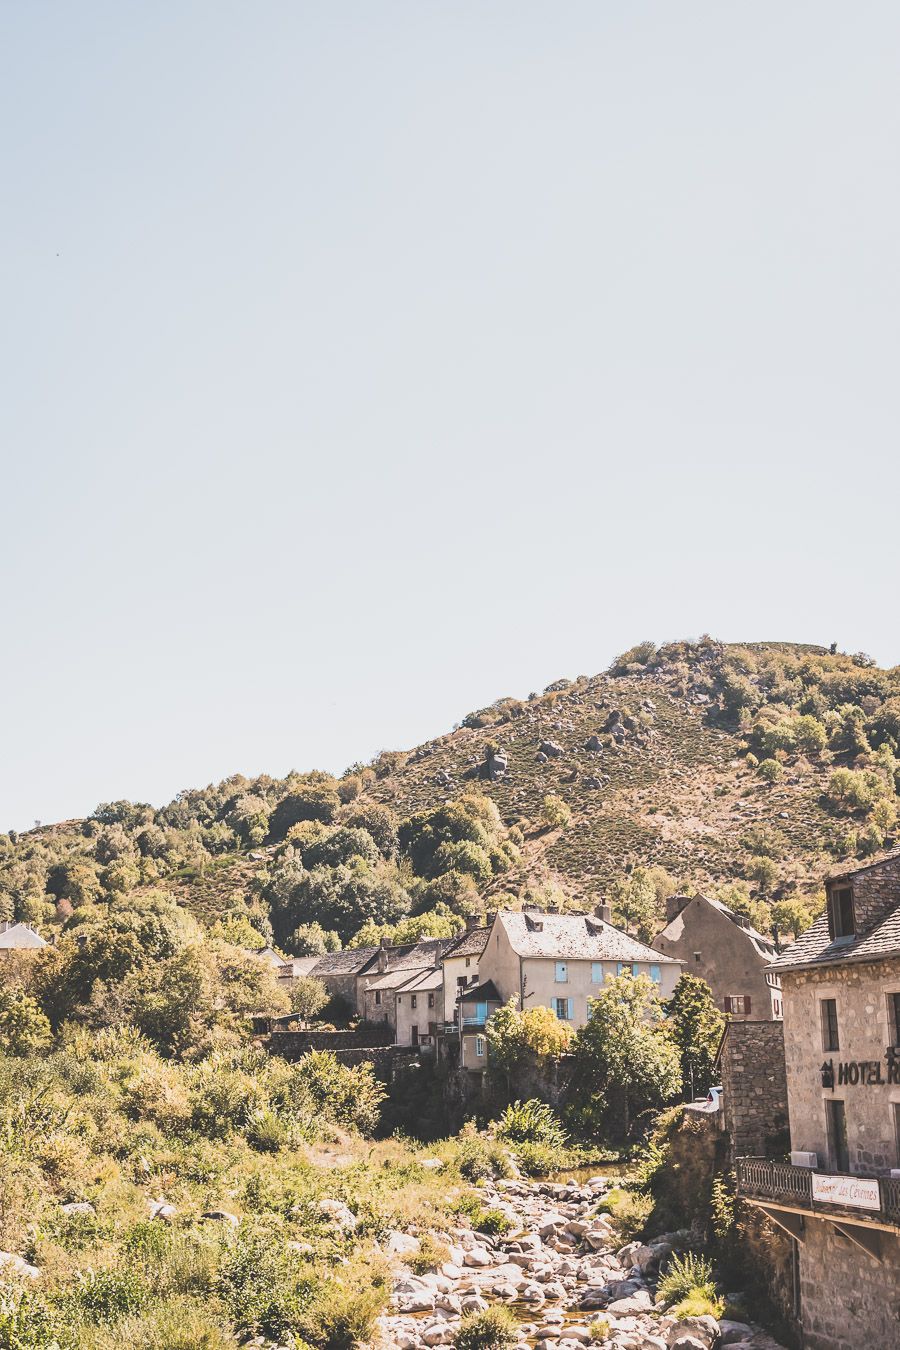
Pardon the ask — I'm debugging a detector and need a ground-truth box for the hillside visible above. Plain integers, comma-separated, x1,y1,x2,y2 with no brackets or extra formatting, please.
3,637,900,956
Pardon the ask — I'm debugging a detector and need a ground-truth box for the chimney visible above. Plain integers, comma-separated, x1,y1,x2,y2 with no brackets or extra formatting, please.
666,894,690,924
594,902,612,924
377,938,389,972
484,911,497,928
465,914,482,933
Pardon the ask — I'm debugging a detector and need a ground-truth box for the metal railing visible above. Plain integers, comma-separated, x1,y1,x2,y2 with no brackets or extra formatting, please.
736,1157,900,1226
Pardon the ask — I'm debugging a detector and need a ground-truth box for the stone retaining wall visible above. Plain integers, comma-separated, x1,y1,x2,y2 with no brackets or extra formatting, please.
720,1019,789,1158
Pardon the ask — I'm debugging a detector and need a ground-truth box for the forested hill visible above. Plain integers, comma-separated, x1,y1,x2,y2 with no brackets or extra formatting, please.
4,637,900,962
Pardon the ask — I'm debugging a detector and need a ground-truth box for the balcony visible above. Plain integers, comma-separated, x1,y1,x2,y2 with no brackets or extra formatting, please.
439,1017,487,1034
736,1157,900,1255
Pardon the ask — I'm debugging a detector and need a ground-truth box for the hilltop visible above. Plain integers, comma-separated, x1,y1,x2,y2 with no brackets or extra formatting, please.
3,637,900,954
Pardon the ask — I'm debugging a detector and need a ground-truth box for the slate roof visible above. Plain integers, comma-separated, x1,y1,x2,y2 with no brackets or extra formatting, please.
0,923,47,950
444,927,489,960
772,906,900,972
497,911,679,964
309,946,379,976
398,968,443,993
280,956,321,979
357,937,457,976
459,979,501,1004
366,966,434,992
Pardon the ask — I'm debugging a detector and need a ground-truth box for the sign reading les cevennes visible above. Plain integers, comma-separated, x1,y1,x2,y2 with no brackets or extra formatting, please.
811,1173,881,1210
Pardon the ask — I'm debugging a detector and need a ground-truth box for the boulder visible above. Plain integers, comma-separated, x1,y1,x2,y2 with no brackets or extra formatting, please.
537,1212,568,1237
607,1290,654,1316
318,1198,358,1231
0,1252,39,1280
718,1323,754,1346
665,1315,719,1348
463,1246,492,1267
386,1231,421,1257
60,1201,95,1217
201,1210,239,1226
147,1199,177,1222
584,734,604,751
538,740,564,758
420,1158,444,1171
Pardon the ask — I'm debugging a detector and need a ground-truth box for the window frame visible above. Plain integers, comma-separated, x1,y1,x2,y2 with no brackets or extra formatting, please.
889,992,900,1048
475,1034,485,1058
555,960,568,983
830,886,856,941
591,961,604,984
821,998,840,1053
825,1097,849,1173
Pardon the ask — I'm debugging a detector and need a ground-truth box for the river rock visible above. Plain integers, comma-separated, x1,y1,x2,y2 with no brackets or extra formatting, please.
0,1252,39,1279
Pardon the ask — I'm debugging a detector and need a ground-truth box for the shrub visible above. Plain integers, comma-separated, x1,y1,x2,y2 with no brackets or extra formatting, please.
217,1230,314,1339
408,1235,450,1275
599,1187,653,1240
589,1318,611,1343
69,1266,150,1324
454,1131,511,1183
454,1305,519,1350
473,1207,513,1236
541,795,571,830
672,1289,725,1319
299,1277,386,1350
0,1283,71,1348
657,1250,718,1308
0,990,52,1056
495,1100,567,1150
757,758,783,784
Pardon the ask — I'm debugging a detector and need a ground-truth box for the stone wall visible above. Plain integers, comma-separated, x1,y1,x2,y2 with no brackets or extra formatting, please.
268,1025,395,1057
833,854,900,935
720,1019,789,1158
781,956,900,1173
799,1216,900,1349
653,895,780,1020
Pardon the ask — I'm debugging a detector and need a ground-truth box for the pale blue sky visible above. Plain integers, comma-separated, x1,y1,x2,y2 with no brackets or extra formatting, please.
2,3,899,830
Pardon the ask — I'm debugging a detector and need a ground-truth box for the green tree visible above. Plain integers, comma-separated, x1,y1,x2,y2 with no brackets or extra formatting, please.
770,896,818,939
541,794,571,830
288,976,328,1026
609,870,662,941
0,987,52,1055
571,973,681,1139
665,974,725,1098
268,786,340,840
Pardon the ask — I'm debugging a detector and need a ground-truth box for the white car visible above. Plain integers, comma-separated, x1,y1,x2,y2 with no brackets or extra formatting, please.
705,1085,723,1111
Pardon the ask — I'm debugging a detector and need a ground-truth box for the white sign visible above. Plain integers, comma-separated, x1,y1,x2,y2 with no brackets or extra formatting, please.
811,1173,881,1211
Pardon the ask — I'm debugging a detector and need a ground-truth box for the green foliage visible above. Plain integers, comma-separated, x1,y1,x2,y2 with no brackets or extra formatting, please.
571,974,681,1140
288,976,328,1024
541,795,571,830
655,1247,717,1312
407,1235,450,1274
0,988,52,1056
294,1051,386,1134
68,1267,150,1324
756,758,783,784
269,786,340,841
454,1305,519,1350
495,1099,567,1150
665,975,725,1098
473,1207,512,1235
485,1001,572,1088
217,1230,314,1338
608,866,676,942
609,642,657,675
599,1186,653,1240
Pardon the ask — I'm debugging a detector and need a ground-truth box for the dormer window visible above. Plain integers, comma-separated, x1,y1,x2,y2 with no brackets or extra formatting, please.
830,886,856,941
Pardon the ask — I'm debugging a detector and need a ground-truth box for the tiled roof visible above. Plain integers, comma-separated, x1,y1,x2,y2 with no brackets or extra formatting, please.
444,927,489,959
459,979,501,1004
367,966,433,992
497,911,680,964
309,947,379,976
398,968,443,992
280,956,321,978
358,937,457,976
773,905,900,972
0,923,47,950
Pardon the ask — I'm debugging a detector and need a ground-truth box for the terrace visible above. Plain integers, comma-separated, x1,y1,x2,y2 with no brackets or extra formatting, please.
736,1157,900,1257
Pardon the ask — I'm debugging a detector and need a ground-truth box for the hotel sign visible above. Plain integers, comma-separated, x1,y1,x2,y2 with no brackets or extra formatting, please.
811,1173,881,1210
820,1053,900,1089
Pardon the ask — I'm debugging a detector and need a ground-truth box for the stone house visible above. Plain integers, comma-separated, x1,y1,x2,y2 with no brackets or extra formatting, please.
735,851,900,1350
652,892,782,1020
476,907,682,1033
440,920,490,1031
455,979,502,1070
300,946,379,1012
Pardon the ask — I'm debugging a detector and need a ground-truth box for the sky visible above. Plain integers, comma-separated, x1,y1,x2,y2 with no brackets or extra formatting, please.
2,2,900,831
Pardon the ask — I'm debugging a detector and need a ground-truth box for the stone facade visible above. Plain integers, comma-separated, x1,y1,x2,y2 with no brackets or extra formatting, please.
781,956,900,1174
720,1019,789,1158
832,853,900,937
653,893,782,1020
799,1218,900,1350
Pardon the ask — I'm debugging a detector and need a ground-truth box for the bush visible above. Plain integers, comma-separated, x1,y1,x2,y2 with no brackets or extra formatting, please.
454,1305,519,1350
217,1230,314,1339
69,1266,150,1324
0,1283,72,1349
599,1187,653,1241
408,1235,450,1275
299,1277,386,1350
657,1250,718,1308
757,758,783,784
495,1100,567,1150
473,1207,513,1236
589,1318,611,1343
541,795,571,830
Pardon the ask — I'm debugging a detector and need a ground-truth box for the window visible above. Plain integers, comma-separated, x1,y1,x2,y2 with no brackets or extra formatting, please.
821,999,840,1052
890,993,900,1047
555,961,568,983
465,956,471,967
475,1035,485,1058
410,1025,418,1046
694,952,702,964
830,886,855,940
591,961,604,983
554,997,574,1020
457,976,467,988
893,1103,900,1165
428,992,435,1009
374,990,381,1006
650,964,661,983
825,1098,849,1173
410,994,417,1009
616,962,638,977
725,995,751,1015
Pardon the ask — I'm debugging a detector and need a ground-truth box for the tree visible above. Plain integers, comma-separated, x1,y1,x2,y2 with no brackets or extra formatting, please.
286,922,341,956
342,802,399,858
665,974,725,1099
770,896,817,940
571,973,681,1140
608,871,661,942
541,795,571,830
268,786,340,841
288,976,327,1026
0,987,52,1055
485,999,572,1094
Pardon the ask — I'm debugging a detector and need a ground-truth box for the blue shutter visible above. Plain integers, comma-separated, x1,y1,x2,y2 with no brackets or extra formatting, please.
616,962,625,977
476,1001,487,1023
650,964,661,983
591,961,603,983
567,998,574,1021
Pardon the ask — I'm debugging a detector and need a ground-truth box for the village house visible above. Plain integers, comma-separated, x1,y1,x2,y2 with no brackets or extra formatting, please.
735,851,900,1350
652,892,782,1020
440,919,490,1020
362,966,444,1048
476,906,682,1035
295,946,379,1012
0,920,47,953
